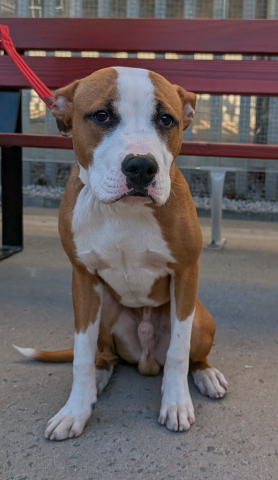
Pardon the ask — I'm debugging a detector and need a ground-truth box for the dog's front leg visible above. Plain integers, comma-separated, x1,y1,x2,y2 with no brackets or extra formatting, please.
158,263,199,432
45,265,102,441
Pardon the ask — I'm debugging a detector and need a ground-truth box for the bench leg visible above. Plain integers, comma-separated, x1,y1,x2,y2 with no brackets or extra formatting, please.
206,171,226,250
1,146,23,260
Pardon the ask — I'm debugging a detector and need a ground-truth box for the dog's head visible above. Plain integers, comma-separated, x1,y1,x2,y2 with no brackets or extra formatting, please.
52,67,196,206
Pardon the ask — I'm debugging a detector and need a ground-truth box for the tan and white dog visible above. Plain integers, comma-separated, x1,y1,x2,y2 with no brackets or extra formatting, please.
15,67,228,441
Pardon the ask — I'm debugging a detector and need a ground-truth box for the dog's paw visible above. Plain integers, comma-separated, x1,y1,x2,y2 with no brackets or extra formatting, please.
159,368,195,432
44,407,92,441
158,403,195,432
192,367,228,399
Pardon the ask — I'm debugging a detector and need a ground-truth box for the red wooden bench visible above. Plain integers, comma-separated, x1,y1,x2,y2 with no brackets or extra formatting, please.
1,18,278,258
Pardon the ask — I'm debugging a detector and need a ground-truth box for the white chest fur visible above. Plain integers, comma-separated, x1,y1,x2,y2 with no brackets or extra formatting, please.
72,186,175,308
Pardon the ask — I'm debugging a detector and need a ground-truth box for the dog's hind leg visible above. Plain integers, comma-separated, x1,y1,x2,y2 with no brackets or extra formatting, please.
94,289,125,395
190,299,228,399
96,366,114,395
95,348,117,396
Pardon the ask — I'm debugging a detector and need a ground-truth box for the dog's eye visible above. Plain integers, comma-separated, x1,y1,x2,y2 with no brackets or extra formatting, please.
159,114,174,127
94,110,109,122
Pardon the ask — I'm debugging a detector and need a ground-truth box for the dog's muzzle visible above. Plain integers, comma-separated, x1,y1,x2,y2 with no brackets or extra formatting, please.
121,154,158,195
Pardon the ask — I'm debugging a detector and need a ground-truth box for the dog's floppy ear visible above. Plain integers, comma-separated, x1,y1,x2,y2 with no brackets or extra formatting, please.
175,86,197,130
52,80,80,137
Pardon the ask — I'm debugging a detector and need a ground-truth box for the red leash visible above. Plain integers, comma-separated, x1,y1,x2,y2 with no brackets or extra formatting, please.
0,24,55,109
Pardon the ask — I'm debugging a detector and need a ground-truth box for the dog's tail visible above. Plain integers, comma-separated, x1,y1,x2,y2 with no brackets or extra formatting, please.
13,345,73,363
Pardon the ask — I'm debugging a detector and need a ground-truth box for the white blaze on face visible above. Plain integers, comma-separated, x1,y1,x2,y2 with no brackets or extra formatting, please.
86,67,173,205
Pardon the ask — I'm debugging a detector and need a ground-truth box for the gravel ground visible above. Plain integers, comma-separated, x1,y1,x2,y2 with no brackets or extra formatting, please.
19,185,278,214
193,196,278,214
1,167,278,213
24,164,278,201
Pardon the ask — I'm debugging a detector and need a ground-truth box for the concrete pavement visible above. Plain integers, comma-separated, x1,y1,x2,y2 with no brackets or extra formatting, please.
1,208,278,480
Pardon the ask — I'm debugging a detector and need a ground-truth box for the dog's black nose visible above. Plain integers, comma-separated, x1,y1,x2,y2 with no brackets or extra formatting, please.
121,155,158,188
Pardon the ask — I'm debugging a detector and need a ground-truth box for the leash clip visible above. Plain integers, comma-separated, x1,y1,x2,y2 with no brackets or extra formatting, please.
44,95,55,108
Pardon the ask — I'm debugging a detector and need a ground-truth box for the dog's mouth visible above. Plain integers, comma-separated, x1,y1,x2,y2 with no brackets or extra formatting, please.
124,188,155,201
127,188,148,197
104,189,155,205
122,189,155,203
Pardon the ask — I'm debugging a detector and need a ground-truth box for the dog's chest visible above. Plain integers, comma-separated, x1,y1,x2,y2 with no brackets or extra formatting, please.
72,187,175,308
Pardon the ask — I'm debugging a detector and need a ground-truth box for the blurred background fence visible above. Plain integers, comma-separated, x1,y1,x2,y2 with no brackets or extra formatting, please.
1,0,278,202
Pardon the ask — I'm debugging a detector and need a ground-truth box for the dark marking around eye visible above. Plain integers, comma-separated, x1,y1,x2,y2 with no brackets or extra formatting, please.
153,102,178,130
84,104,120,128
94,111,109,122
160,114,174,126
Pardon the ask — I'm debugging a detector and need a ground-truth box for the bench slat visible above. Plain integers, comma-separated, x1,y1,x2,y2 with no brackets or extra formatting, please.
2,19,278,55
1,57,278,95
0,134,277,160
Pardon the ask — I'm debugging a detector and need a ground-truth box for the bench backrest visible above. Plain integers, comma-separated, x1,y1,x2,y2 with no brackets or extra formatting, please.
1,18,278,159
1,18,278,94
